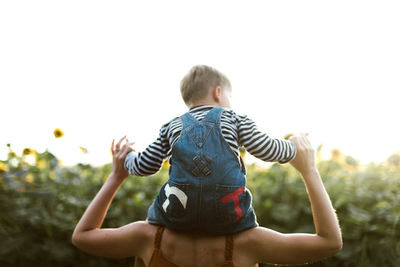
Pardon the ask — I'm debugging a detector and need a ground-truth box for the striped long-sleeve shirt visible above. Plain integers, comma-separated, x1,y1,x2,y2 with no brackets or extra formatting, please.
125,105,296,176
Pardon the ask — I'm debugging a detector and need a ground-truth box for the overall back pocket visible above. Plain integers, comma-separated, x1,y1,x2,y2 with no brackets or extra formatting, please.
215,184,248,224
158,180,196,224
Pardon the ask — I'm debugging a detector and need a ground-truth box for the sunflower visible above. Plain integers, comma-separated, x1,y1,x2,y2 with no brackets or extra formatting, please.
37,159,46,169
54,128,64,138
239,146,246,159
330,148,343,162
0,162,8,173
26,173,34,183
79,146,88,154
23,148,34,155
284,133,294,140
162,159,170,169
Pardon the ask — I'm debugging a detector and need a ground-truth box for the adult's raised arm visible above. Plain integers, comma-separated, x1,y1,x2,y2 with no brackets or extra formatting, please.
72,137,151,259
245,133,342,265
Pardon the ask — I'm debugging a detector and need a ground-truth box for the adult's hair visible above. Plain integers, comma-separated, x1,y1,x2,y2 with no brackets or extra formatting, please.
180,65,232,106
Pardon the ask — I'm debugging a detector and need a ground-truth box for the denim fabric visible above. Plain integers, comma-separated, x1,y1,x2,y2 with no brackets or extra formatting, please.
147,107,258,235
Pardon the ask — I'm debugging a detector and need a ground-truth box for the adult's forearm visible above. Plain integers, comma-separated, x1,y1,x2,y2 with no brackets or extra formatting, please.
72,174,122,240
302,168,342,247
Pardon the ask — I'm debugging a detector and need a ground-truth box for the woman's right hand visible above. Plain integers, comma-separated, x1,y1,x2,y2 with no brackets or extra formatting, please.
289,133,316,176
246,132,342,265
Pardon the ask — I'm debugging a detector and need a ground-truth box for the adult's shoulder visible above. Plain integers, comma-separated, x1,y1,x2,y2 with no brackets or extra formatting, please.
119,221,159,262
231,227,267,265
234,227,260,248
124,221,158,239
234,226,296,265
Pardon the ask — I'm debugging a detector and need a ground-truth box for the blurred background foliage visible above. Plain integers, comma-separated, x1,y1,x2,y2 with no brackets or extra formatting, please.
1,144,400,267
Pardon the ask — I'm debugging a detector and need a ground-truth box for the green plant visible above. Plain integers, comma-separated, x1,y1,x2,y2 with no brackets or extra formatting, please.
1,147,399,266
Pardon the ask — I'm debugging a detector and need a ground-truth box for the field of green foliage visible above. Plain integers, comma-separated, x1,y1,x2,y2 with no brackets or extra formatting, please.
1,145,400,267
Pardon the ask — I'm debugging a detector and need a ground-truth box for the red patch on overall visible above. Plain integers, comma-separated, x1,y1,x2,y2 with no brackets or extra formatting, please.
220,186,245,222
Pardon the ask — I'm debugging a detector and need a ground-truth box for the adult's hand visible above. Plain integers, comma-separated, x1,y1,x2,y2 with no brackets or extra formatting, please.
110,136,135,182
248,132,342,265
72,136,147,259
289,133,316,176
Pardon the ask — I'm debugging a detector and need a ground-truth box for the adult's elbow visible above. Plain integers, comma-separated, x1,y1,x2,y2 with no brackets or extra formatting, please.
71,231,82,248
71,233,78,247
317,235,343,259
332,230,343,252
326,237,343,256
333,237,343,253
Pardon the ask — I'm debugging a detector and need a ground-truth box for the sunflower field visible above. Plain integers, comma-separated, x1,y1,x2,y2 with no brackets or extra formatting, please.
1,144,400,267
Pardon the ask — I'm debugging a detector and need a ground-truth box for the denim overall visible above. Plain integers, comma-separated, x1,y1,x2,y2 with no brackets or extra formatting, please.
147,107,258,235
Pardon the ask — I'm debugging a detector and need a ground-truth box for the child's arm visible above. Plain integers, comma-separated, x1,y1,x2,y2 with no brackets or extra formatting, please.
124,126,169,176
243,133,342,264
237,114,296,163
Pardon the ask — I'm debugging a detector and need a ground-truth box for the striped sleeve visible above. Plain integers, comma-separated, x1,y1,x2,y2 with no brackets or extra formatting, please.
124,124,170,176
237,114,296,164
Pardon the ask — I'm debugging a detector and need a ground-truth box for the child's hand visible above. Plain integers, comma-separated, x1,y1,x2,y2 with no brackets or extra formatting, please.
110,136,136,181
289,133,316,175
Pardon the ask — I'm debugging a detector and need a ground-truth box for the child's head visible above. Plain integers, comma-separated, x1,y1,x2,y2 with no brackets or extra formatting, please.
180,65,232,108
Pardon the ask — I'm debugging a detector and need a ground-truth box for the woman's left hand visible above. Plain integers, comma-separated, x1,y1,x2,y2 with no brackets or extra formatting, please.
72,136,142,258
111,136,135,181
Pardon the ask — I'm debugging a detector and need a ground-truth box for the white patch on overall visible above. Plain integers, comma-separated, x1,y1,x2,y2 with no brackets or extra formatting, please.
162,184,188,212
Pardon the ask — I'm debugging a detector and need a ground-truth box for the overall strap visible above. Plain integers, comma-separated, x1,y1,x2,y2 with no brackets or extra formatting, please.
202,107,224,124
224,235,234,261
181,111,199,129
154,226,165,249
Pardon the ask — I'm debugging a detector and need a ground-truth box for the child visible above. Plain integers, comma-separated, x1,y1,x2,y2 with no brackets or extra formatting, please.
124,65,296,235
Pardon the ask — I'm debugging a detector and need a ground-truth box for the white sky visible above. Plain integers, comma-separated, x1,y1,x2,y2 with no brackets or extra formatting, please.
1,1,399,166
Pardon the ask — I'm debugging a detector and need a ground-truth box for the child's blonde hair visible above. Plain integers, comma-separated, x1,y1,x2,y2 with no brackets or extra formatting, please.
180,65,231,106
